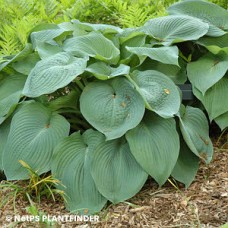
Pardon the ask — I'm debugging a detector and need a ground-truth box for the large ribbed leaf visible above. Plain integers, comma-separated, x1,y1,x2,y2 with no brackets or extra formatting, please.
130,70,181,118
187,51,228,95
126,46,179,66
197,34,228,54
138,58,187,84
86,62,130,80
178,106,213,164
30,27,65,47
119,30,145,43
141,15,209,46
90,137,148,203
2,102,70,180
29,24,60,34
35,41,62,59
120,33,146,63
51,130,107,214
0,73,27,124
214,112,228,130
57,22,87,36
0,118,11,170
80,77,145,140
71,20,123,34
22,52,87,97
12,53,40,75
193,78,228,120
172,134,199,188
168,0,228,37
63,32,120,64
0,102,31,170
126,112,179,186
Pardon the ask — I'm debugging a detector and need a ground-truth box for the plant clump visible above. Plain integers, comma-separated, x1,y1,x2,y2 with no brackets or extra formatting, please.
0,0,227,214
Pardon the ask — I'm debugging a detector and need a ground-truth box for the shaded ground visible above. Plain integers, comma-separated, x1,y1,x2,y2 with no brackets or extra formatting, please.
0,142,227,227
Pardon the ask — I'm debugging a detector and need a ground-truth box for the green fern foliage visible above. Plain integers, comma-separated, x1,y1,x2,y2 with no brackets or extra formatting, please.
117,0,176,28
0,0,227,57
209,0,227,9
0,0,64,57
0,25,19,56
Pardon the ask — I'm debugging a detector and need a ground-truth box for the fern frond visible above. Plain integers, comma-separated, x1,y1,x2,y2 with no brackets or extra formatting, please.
43,0,61,21
118,5,150,28
13,16,42,46
0,25,20,56
3,0,35,19
110,0,129,14
59,0,76,9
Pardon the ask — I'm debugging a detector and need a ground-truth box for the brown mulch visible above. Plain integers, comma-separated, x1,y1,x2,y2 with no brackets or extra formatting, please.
0,143,227,227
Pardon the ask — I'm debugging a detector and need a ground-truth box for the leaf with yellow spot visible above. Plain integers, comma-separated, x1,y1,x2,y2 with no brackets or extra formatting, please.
164,89,170,94
130,70,181,118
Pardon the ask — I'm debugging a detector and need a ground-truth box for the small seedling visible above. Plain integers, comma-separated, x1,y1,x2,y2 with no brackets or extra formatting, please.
0,160,66,212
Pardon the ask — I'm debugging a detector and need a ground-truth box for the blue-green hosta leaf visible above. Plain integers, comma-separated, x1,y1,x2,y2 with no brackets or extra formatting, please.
0,44,33,71
86,62,130,80
172,135,199,188
119,28,145,42
106,35,120,50
63,32,120,64
90,137,148,203
126,112,179,186
138,58,187,84
51,130,107,214
187,51,228,95
58,22,88,36
29,24,60,34
12,53,40,75
80,77,145,140
120,33,146,63
119,31,146,44
22,52,87,97
141,15,209,46
71,20,123,34
126,46,179,66
30,27,65,47
193,78,228,120
178,106,213,163
130,70,181,118
0,101,33,170
0,118,11,170
214,112,228,130
168,0,228,37
197,34,228,55
0,73,27,124
35,41,62,59
2,102,70,180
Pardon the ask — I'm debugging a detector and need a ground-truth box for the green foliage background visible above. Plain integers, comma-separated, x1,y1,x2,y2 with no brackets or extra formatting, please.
0,0,227,57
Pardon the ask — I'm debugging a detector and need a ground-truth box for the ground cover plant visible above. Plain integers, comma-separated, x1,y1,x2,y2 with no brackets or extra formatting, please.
0,0,227,214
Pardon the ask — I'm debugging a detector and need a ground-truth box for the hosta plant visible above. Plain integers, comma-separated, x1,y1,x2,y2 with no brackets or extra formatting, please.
0,0,227,214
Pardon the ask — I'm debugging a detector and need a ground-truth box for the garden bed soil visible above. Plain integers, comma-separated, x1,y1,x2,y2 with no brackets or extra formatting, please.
0,141,227,227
